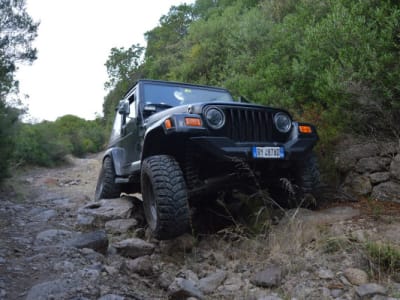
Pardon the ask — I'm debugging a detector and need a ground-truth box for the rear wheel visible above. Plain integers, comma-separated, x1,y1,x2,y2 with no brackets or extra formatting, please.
141,155,191,240
95,157,121,201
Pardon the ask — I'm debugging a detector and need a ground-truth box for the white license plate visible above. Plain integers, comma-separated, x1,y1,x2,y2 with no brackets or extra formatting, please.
253,146,284,159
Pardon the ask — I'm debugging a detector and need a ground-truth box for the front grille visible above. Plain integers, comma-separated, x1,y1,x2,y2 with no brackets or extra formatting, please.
205,105,289,143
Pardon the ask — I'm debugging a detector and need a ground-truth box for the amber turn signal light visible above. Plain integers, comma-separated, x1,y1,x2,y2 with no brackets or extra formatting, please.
299,125,312,133
185,117,202,127
164,119,173,129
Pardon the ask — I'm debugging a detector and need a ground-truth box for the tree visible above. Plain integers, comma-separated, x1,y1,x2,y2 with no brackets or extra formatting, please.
0,0,38,182
0,0,38,97
104,44,144,90
143,4,195,79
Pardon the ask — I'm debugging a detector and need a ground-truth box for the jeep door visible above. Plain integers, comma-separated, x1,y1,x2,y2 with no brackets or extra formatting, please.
120,88,142,174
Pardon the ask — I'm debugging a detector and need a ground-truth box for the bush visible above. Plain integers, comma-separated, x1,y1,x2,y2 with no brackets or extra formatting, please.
13,116,107,167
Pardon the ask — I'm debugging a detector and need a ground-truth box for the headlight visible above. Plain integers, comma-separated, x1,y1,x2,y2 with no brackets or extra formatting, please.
205,107,225,129
274,112,292,133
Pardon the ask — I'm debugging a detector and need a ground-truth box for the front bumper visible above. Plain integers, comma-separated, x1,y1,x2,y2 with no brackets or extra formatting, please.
189,122,318,161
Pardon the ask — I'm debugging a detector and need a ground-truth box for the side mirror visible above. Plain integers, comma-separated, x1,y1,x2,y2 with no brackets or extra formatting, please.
118,100,130,115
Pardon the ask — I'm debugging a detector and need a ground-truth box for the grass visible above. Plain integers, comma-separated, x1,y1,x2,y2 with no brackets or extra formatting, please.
365,241,400,279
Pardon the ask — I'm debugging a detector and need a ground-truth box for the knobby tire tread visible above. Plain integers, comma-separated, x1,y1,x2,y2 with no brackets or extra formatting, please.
141,155,190,240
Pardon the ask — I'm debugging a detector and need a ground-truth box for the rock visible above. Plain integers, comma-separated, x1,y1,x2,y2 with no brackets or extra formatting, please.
77,199,133,227
168,278,204,300
179,269,199,282
198,270,227,294
344,174,372,196
335,142,380,173
98,295,125,300
26,268,100,300
317,268,334,280
35,229,75,245
344,268,368,285
158,272,174,290
251,265,283,288
113,238,155,258
123,256,153,276
222,274,243,292
65,230,108,254
159,233,195,254
355,157,390,174
30,209,57,222
351,230,368,243
376,224,400,246
0,289,6,298
390,154,400,181
258,296,283,300
105,218,138,234
371,181,400,203
369,172,391,184
330,289,344,297
355,283,387,299
380,141,399,156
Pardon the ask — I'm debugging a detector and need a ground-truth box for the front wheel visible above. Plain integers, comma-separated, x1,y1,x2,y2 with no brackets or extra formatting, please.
272,152,321,208
295,152,321,194
141,155,191,240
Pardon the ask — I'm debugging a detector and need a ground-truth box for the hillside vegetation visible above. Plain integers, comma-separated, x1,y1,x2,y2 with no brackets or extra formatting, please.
1,0,399,182
104,0,400,142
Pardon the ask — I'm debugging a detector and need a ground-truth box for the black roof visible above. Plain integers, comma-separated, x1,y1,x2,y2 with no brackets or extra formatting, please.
123,79,230,98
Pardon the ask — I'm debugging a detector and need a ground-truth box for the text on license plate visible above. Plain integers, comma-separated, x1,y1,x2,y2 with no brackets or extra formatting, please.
252,146,284,159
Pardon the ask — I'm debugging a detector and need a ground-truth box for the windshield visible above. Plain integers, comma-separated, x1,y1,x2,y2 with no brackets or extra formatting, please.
142,83,233,107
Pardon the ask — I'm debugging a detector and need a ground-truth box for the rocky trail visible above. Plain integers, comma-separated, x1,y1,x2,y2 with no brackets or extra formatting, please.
1,154,400,299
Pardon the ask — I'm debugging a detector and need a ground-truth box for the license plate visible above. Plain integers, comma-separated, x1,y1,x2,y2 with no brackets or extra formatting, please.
252,146,284,159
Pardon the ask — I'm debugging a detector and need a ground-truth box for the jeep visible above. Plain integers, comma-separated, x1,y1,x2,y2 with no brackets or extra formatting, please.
95,79,320,239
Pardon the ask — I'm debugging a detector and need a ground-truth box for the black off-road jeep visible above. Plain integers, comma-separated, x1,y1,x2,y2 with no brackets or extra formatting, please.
95,79,320,239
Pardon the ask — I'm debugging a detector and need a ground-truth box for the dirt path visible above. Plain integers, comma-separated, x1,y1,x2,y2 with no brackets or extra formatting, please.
1,156,400,299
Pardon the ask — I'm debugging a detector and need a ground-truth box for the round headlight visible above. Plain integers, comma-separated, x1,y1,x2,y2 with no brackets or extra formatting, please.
205,107,225,130
274,112,292,133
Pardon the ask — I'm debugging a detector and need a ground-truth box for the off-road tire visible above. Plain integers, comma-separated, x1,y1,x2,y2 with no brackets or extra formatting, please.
289,152,320,207
141,155,191,240
295,152,320,193
273,152,320,208
95,157,121,201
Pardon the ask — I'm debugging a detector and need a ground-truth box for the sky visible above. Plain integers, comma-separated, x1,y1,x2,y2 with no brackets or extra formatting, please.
16,0,195,122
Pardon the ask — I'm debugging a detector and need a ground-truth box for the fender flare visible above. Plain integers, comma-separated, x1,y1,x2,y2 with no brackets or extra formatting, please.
103,147,126,176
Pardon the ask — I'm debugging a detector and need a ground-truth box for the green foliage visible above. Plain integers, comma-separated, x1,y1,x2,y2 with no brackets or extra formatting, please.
104,44,144,90
144,4,195,80
102,0,400,176
0,0,38,182
366,241,400,276
0,0,38,97
13,116,106,167
14,122,71,167
0,102,20,180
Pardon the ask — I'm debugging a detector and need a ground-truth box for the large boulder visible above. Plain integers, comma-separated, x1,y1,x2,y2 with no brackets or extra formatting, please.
390,154,400,181
77,198,134,227
355,157,390,174
343,174,372,196
371,181,400,203
335,142,380,173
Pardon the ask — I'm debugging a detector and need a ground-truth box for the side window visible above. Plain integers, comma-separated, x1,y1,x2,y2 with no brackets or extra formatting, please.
128,90,137,119
109,113,123,142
